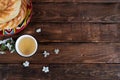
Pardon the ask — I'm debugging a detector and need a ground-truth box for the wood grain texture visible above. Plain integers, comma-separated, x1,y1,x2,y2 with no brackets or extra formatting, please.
33,0,120,3
1,23,120,42
0,43,119,63
0,0,120,80
32,2,120,23
0,64,120,80
26,23,120,42
0,64,50,80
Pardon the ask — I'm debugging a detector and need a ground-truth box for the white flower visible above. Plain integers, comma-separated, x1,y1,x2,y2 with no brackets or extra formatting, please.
0,41,4,44
42,51,50,58
6,43,12,51
36,28,41,33
23,61,30,67
0,38,13,45
1,38,12,44
42,66,49,73
10,38,14,43
0,51,6,54
54,48,60,54
1,40,6,44
0,40,6,44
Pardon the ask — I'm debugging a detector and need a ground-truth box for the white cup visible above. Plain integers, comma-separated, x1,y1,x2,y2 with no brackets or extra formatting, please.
15,35,38,57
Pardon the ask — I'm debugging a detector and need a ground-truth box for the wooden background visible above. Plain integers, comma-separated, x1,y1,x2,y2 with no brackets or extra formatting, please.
0,0,120,80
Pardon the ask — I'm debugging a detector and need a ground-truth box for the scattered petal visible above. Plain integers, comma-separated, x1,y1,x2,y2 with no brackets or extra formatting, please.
54,48,60,54
36,28,41,33
10,49,15,53
42,51,50,58
42,66,49,73
23,61,30,67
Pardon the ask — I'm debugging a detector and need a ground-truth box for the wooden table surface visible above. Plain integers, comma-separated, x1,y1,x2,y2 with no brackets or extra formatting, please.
0,0,120,80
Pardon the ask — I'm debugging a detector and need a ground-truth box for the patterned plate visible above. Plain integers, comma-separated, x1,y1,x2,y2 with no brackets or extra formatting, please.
0,0,32,36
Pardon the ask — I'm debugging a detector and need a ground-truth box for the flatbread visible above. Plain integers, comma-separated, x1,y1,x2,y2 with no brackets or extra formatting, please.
0,0,27,30
0,0,21,24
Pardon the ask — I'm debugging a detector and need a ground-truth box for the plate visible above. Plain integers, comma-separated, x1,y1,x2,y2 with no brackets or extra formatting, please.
0,0,32,36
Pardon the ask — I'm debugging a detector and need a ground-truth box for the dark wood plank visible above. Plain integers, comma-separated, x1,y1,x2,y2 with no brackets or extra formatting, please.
0,64,120,80
33,0,120,3
1,23,120,42
31,23,120,42
0,64,50,80
32,2,120,23
50,64,120,80
1,1,120,80
0,43,119,63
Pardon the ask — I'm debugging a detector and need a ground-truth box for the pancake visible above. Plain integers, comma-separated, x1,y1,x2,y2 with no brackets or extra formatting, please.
0,0,27,30
0,0,21,24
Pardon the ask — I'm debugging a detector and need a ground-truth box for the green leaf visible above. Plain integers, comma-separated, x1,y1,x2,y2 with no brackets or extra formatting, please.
6,40,11,44
0,44,7,51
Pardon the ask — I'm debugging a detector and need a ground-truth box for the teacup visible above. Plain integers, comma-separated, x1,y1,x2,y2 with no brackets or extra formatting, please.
15,35,38,57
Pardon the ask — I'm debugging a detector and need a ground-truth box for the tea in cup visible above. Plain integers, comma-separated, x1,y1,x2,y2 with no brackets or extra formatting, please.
15,35,38,57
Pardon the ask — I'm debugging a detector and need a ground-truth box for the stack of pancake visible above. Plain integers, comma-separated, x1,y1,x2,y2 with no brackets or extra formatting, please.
0,0,27,30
